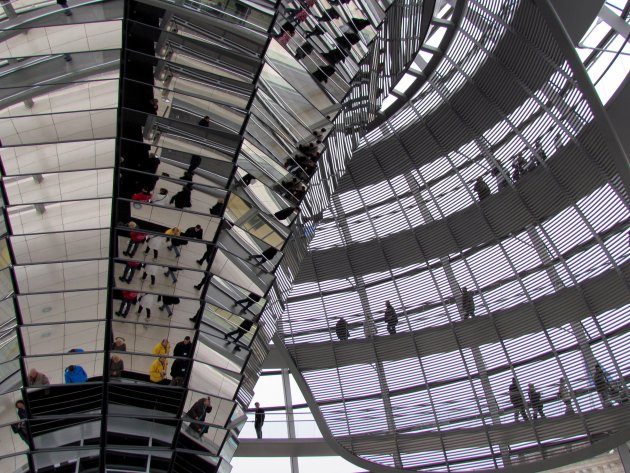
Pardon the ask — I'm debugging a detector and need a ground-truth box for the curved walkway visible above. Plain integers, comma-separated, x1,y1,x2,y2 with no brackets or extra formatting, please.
296,122,607,283
338,403,630,457
288,262,630,371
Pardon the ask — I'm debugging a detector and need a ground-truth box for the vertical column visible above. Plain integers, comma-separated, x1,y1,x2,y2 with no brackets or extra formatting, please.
281,368,299,473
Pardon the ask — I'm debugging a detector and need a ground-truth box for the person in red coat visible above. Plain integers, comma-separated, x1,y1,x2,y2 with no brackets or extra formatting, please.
131,187,152,203
119,260,141,284
123,222,146,257
116,290,138,318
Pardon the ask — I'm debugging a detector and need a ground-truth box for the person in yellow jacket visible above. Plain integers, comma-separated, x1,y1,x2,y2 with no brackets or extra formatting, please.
152,338,170,356
149,357,168,384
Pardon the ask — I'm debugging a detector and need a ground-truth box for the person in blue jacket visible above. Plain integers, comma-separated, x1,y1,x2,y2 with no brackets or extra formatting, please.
65,365,88,383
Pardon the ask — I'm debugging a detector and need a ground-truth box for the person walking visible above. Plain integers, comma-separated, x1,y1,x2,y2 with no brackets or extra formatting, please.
115,290,138,318
196,244,214,266
141,263,158,286
144,227,181,260
594,364,612,407
198,116,210,127
225,318,254,351
158,295,180,317
188,155,202,174
384,301,398,335
169,184,193,210
473,176,491,201
461,287,475,319
254,402,265,439
509,377,528,421
248,247,278,266
149,357,169,384
558,377,574,414
136,292,155,321
119,260,141,284
528,383,545,419
335,317,349,341
123,222,146,257
57,0,72,15
234,292,261,313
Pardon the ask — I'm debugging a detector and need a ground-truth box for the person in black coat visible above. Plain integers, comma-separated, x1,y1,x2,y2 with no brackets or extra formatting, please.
188,154,202,173
335,318,349,341
225,318,255,351
174,336,192,357
461,287,475,319
234,292,261,312
528,383,545,419
474,176,491,201
11,400,28,443
248,247,278,266
384,301,398,335
254,402,265,439
170,358,189,386
509,378,528,421
210,199,224,216
170,184,192,209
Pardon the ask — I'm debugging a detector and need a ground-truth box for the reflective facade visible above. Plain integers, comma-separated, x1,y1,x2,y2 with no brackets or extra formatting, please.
0,0,628,472
0,0,405,471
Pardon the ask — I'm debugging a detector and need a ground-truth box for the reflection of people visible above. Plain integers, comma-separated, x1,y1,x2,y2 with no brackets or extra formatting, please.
123,222,145,257
187,397,212,436
65,365,88,384
28,368,50,387
170,183,192,209
198,116,210,127
116,290,138,318
248,247,278,266
174,337,192,357
158,295,180,317
11,401,28,443
225,318,255,351
254,402,265,439
209,199,224,216
112,337,126,351
144,227,181,260
188,154,202,173
234,292,261,312
170,358,189,386
152,338,171,356
57,0,72,16
149,357,169,384
109,355,124,378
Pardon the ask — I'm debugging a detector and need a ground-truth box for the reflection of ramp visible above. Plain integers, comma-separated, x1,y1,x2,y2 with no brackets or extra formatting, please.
0,51,120,109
